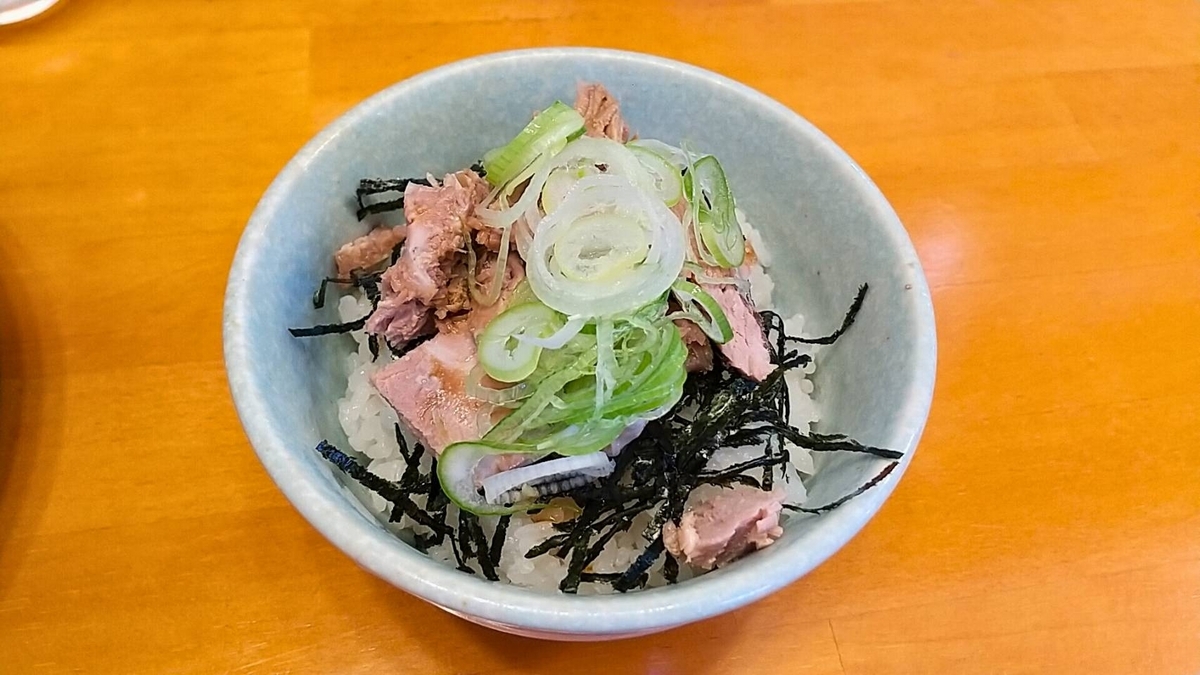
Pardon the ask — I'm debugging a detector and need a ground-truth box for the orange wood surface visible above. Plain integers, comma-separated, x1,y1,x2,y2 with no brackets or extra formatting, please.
2,1,1199,673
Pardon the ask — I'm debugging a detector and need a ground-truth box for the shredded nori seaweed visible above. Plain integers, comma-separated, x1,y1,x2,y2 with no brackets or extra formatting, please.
355,163,484,221
413,456,450,553
463,513,499,581
398,441,427,492
787,283,869,345
663,552,680,583
355,177,431,221
311,281,904,592
393,423,411,462
315,441,449,535
783,461,899,515
525,282,899,592
288,315,368,337
312,269,383,310
293,269,384,338
453,511,478,575
578,572,624,584
489,515,512,569
387,331,435,360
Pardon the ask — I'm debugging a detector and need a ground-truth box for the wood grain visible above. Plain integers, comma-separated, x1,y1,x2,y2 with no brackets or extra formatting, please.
1,1,1198,672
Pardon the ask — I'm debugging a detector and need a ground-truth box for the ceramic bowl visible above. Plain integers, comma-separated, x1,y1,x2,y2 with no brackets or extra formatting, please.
223,48,936,640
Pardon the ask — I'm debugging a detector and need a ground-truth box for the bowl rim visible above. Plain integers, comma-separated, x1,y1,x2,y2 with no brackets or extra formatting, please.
224,46,936,636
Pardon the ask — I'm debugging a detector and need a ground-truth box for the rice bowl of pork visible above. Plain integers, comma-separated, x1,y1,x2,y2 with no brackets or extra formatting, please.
223,48,936,640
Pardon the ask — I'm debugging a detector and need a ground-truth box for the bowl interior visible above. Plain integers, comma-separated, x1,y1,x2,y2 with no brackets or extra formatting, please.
224,48,935,638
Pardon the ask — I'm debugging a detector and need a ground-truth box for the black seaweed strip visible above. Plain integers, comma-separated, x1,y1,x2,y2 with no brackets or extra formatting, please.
427,462,449,515
489,515,511,569
314,277,898,592
612,536,665,592
362,284,382,311
388,331,435,360
315,441,450,534
537,445,645,558
558,531,592,593
772,425,903,460
414,460,450,551
590,500,655,535
399,442,426,491
288,315,367,337
357,198,406,220
387,501,407,524
448,532,474,575
355,177,431,221
583,513,638,567
457,511,476,560
810,432,849,442
561,511,641,594
722,428,772,448
312,276,348,309
554,500,605,559
663,554,680,584
411,533,431,554
469,516,499,581
787,283,869,345
763,336,791,490
578,572,623,584
393,424,411,463
762,442,777,491
704,473,764,489
699,454,790,481
524,532,572,559
312,270,384,310
783,461,899,515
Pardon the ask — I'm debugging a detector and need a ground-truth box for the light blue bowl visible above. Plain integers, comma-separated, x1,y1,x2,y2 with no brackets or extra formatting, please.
223,48,936,640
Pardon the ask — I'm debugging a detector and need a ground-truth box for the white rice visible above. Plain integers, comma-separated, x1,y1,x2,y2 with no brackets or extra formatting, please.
332,217,825,592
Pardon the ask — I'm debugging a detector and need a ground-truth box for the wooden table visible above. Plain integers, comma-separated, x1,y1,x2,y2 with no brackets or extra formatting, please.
2,1,1198,673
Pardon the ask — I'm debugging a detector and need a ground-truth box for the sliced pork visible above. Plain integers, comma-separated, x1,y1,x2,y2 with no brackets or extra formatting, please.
390,173,477,303
437,252,526,338
574,82,630,143
675,200,771,380
366,300,432,346
404,169,488,222
663,485,786,570
675,318,714,373
708,284,773,381
430,261,470,319
334,225,406,277
370,331,498,454
470,222,505,251
367,170,489,345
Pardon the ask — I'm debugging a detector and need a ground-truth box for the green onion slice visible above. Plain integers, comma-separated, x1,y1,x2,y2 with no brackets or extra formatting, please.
437,440,543,515
628,144,683,206
482,101,586,188
477,302,564,383
684,154,745,268
669,279,734,344
527,173,685,317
